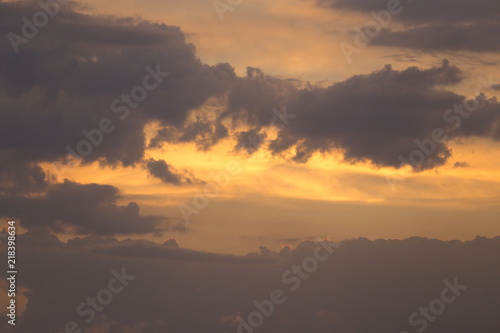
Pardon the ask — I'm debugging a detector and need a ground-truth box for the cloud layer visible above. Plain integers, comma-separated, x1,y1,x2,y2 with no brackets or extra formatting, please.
2,232,499,333
318,0,500,52
0,180,166,235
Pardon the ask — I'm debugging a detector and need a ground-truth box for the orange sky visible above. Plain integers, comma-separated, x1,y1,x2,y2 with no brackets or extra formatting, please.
30,0,500,253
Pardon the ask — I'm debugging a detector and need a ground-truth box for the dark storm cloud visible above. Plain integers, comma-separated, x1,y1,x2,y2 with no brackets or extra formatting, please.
221,61,500,170
0,0,236,168
317,0,500,25
2,1,498,178
0,0,237,234
0,180,166,235
2,232,500,333
223,61,478,170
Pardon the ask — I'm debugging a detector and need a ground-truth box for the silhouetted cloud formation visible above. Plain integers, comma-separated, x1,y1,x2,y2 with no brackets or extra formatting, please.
318,0,500,52
2,231,499,333
2,0,500,237
0,0,236,168
0,0,234,234
317,0,500,24
0,180,167,235
221,61,500,170
371,24,500,52
146,158,185,185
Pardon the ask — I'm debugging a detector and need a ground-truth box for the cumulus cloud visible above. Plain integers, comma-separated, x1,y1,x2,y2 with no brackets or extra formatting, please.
221,61,464,169
0,0,235,234
219,61,500,170
0,0,236,169
147,59,500,172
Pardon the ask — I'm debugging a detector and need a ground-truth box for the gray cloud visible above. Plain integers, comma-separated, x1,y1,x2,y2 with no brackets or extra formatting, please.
318,0,500,52
163,238,180,248
0,180,167,235
233,128,267,155
91,238,280,264
3,1,498,179
0,0,236,235
0,160,53,194
222,61,478,170
145,158,200,185
0,0,236,169
218,61,500,171
453,161,470,168
2,232,500,333
149,118,229,151
317,0,500,25
371,24,500,52
3,0,500,241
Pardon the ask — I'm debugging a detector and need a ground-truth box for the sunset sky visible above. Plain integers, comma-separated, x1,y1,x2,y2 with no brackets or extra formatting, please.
1,0,500,332
5,0,499,254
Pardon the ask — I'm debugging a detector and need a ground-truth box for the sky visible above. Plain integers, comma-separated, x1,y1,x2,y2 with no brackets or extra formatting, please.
0,0,500,332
